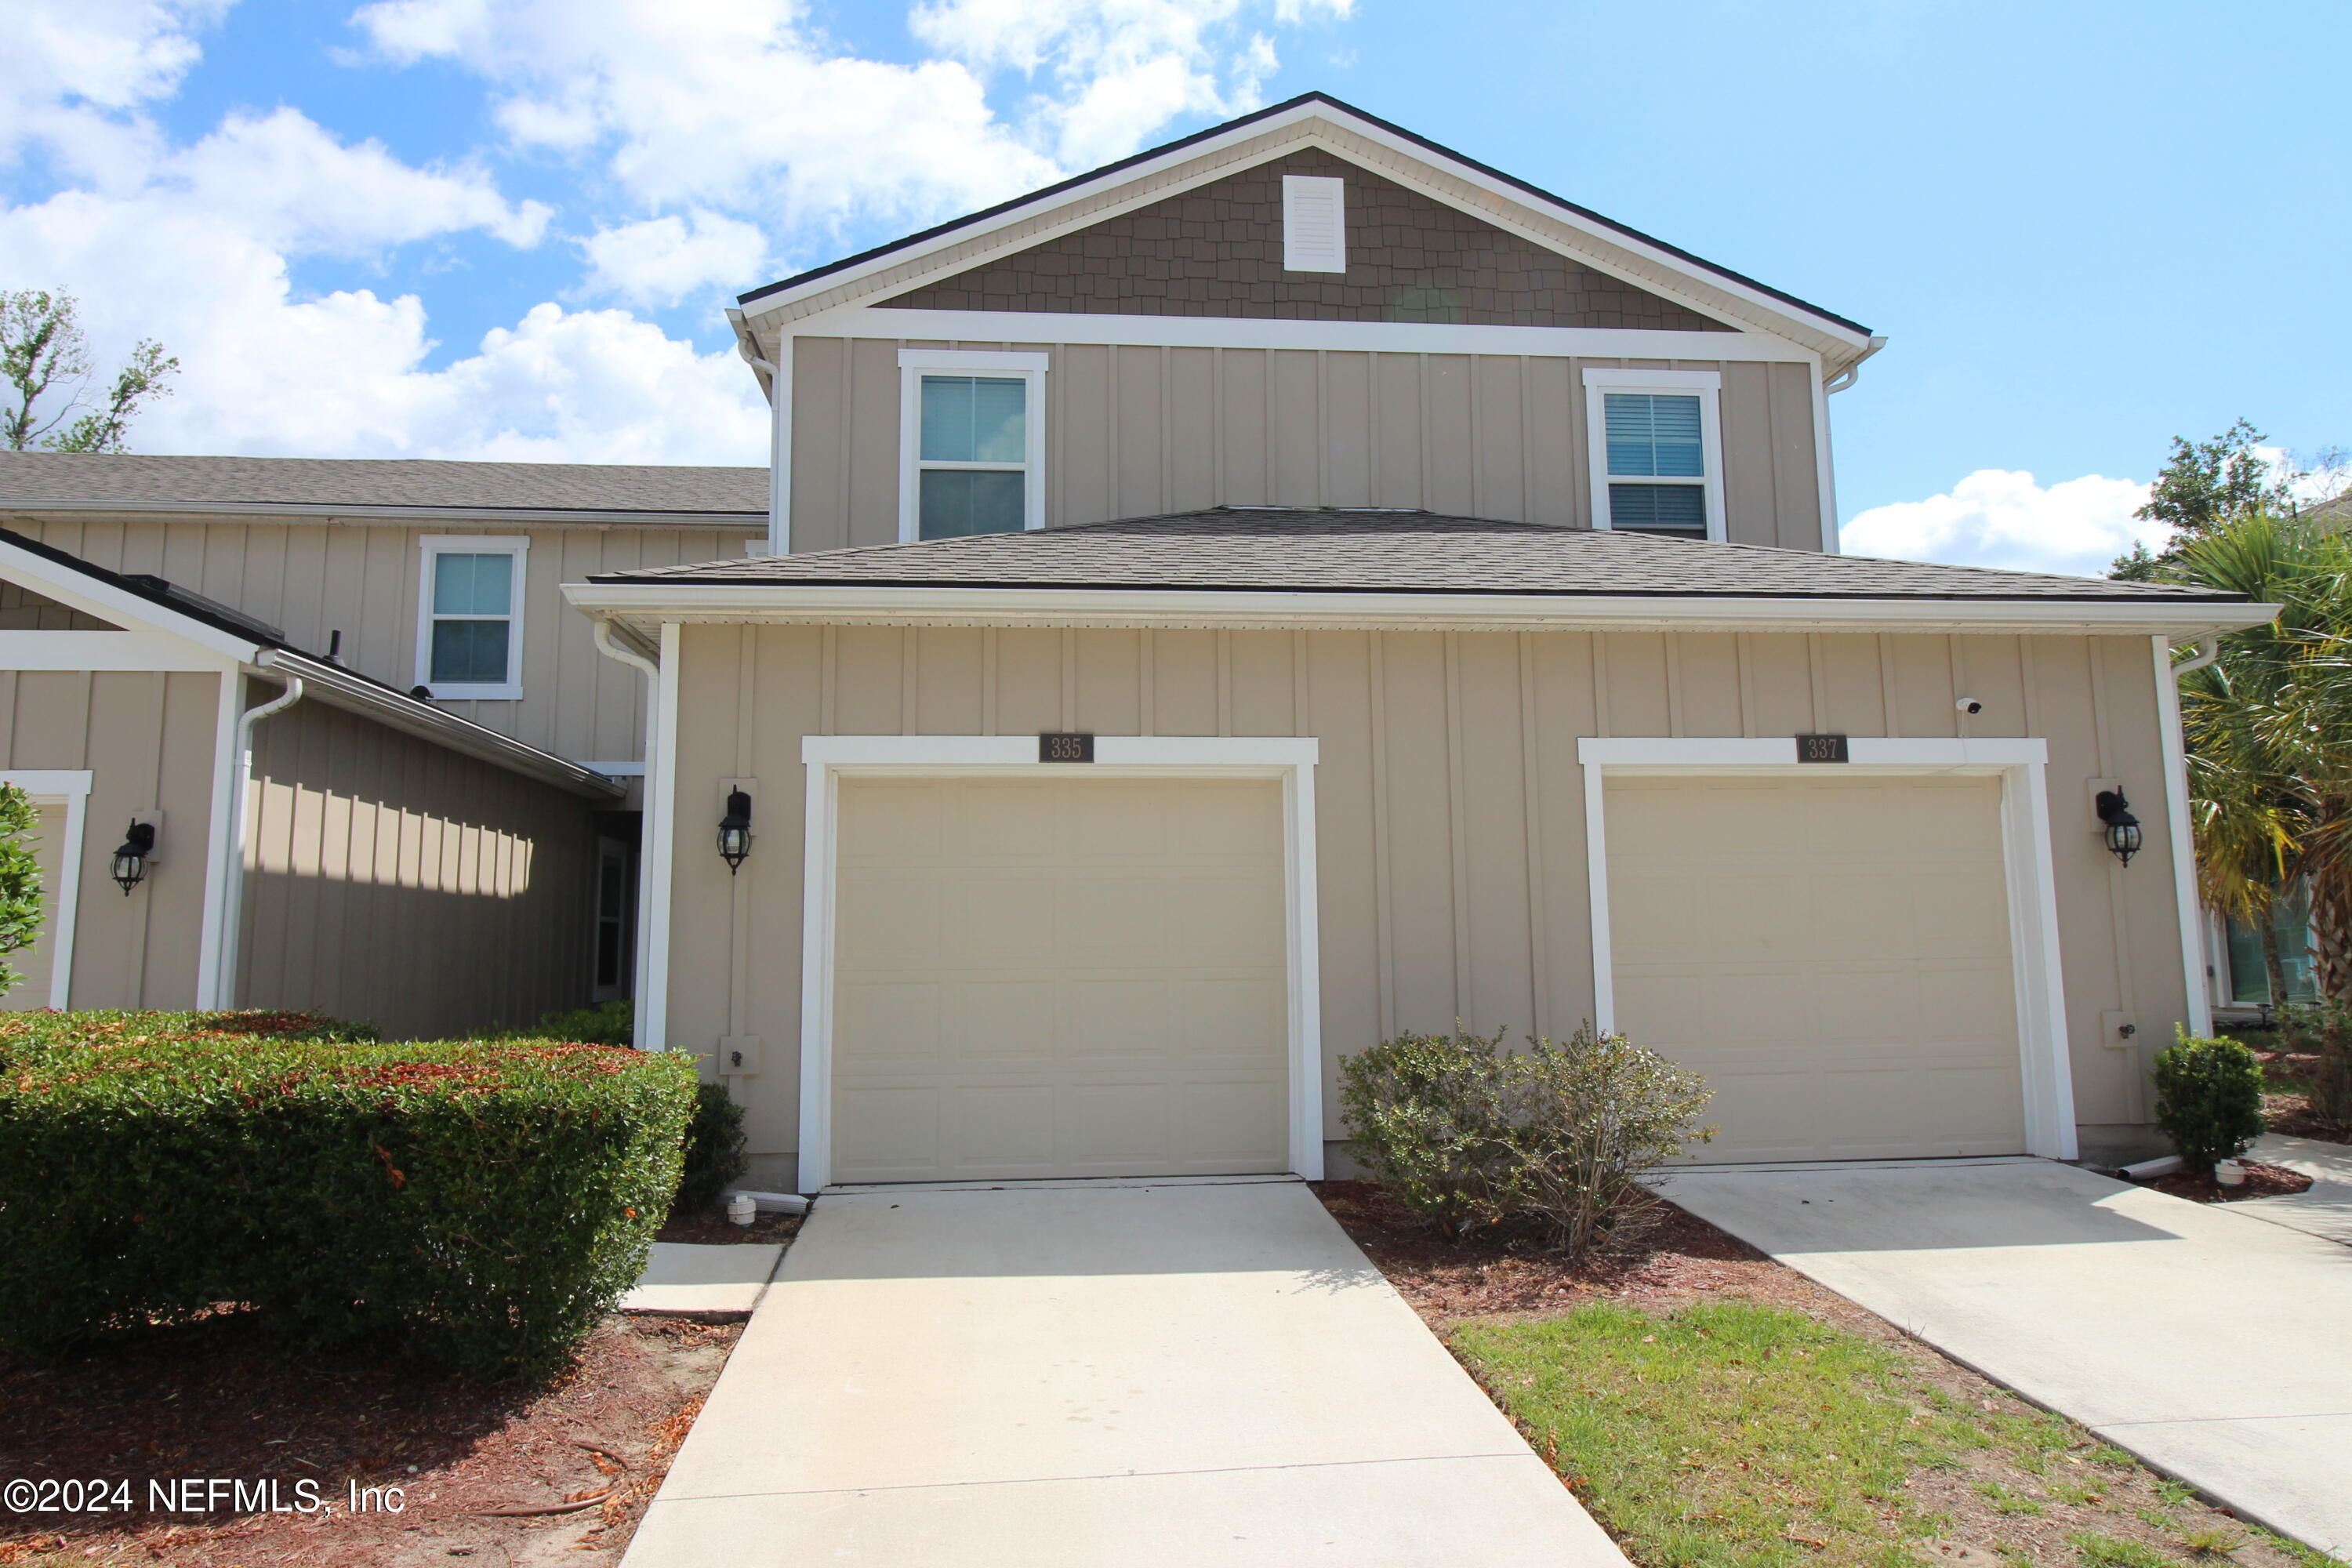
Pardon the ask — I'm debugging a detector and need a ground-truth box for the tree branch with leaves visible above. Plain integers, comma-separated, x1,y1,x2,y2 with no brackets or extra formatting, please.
2,289,178,454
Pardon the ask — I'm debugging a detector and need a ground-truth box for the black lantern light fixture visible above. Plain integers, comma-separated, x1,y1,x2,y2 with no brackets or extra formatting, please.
717,788,753,873
111,820,157,895
2095,788,2142,867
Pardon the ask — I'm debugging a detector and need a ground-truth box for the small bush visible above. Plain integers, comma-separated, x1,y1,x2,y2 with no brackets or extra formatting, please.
1339,1024,1712,1258
0,1009,697,1380
2152,1031,2267,1173
674,1082,749,1215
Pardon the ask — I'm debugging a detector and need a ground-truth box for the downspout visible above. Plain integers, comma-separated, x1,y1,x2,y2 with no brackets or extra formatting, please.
1815,336,1886,556
2158,636,2222,1038
592,619,662,1049
213,669,304,1009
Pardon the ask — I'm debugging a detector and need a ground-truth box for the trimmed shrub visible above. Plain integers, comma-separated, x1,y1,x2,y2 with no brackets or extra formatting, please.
1338,1026,1518,1237
674,1083,749,1215
1339,1024,1713,1258
0,1009,697,1379
2152,1030,2267,1173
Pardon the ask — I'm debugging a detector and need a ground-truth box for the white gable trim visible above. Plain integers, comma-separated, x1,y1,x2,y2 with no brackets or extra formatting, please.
738,101,1870,360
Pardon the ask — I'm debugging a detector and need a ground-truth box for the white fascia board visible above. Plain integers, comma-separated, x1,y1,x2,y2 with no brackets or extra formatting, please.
739,100,1867,355
801,305,1817,365
0,542,261,662
256,649,624,800
564,580,2282,641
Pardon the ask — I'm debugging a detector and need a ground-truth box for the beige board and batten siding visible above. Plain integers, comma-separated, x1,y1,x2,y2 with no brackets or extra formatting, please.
659,623,2187,1180
238,695,599,1040
788,338,1825,553
2,514,757,764
0,668,223,1008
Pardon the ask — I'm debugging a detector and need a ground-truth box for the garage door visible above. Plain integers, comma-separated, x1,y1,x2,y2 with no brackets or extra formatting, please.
0,801,65,1012
830,776,1290,1183
1605,774,2024,1161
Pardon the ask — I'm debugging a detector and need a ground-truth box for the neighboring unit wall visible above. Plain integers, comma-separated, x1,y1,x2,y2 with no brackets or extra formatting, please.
0,582,115,630
0,668,223,1008
658,624,2190,1172
2,516,757,763
238,695,598,1039
789,338,1824,552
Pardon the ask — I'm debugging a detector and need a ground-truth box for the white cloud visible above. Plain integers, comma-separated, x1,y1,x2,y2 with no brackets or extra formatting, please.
1843,469,2161,578
579,209,768,309
2,0,228,158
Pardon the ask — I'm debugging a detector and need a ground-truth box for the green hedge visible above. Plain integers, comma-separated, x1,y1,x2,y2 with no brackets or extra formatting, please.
2152,1030,2266,1174
0,1009,699,1380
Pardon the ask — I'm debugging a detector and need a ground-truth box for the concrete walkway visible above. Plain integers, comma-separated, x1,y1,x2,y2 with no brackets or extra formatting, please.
621,1179,1626,1567
1664,1158,2352,1558
2236,1134,2352,1247
619,1241,786,1316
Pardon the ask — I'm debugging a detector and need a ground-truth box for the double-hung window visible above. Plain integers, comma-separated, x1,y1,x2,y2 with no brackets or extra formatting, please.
416,536,527,699
1581,368,1725,541
898,350,1047,542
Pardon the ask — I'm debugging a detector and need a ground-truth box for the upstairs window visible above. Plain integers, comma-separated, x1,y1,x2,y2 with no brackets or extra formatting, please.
416,536,527,699
898,350,1047,542
1582,368,1725,541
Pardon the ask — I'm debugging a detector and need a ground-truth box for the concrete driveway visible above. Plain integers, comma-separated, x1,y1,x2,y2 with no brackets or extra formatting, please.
1664,1157,2352,1557
621,1178,1625,1567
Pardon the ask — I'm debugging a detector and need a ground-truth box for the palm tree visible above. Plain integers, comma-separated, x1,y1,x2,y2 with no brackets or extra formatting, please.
2171,516,2352,1000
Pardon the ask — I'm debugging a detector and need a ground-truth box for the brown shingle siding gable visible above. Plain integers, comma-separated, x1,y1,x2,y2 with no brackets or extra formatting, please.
879,149,1735,331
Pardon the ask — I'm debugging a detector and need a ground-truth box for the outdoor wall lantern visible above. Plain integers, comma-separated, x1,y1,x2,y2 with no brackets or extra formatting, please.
717,789,753,874
2095,788,2143,867
111,821,157,895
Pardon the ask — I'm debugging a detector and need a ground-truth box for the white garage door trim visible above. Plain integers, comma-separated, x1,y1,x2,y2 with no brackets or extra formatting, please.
798,735,1322,1192
1577,737,2078,1162
0,769,93,1011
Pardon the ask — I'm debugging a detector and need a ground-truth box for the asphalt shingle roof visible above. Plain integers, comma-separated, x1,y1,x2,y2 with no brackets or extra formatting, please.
590,509,2240,602
0,452,767,517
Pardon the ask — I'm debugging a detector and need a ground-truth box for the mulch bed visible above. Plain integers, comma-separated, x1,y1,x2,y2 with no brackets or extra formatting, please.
0,1312,738,1567
654,1209,804,1247
2145,1160,2315,1203
2250,1047,2352,1142
1312,1179,2321,1568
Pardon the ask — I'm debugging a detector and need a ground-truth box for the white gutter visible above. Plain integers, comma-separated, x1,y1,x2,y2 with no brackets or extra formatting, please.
1815,335,1887,557
2158,635,2222,1038
591,619,666,1050
212,672,304,1008
562,580,2282,641
2,499,762,529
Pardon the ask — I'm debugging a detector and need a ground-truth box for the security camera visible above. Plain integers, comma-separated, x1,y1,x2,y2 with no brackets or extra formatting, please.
1955,697,1984,716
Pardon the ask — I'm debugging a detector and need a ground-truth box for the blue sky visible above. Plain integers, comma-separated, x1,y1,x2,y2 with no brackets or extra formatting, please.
5,0,2345,574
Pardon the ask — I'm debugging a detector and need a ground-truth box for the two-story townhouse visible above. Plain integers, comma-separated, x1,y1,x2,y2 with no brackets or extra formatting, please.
0,456,764,1034
562,93,2273,1192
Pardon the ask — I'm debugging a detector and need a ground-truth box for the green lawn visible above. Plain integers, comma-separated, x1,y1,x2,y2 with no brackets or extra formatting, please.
1451,1300,2337,1568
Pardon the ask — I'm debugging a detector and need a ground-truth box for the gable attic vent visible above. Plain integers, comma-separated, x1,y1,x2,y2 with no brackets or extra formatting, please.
1281,174,1347,274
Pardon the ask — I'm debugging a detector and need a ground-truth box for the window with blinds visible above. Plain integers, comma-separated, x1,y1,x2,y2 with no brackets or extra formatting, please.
1282,175,1347,273
1602,392,1708,536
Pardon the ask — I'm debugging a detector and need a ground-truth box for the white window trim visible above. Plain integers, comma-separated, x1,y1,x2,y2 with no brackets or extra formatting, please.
1582,367,1726,543
415,535,528,700
896,350,1049,544
0,769,92,1011
1575,735,2078,1161
794,735,1322,1193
